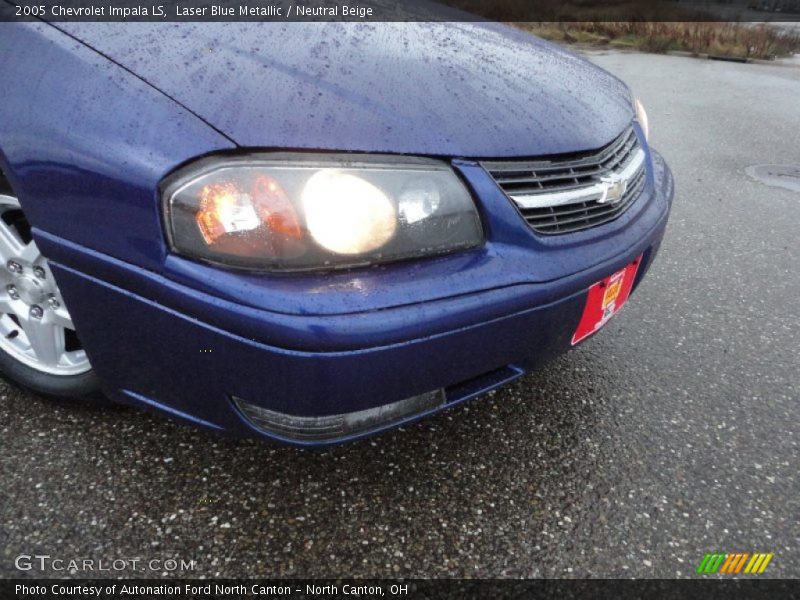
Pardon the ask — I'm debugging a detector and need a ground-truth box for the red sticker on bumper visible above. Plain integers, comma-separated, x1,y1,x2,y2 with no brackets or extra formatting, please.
571,255,642,346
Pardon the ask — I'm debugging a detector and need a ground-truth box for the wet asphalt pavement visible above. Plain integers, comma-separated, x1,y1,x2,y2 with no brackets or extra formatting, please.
2,50,799,579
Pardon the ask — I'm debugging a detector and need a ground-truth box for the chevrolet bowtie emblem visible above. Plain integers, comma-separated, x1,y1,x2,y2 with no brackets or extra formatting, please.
598,173,628,204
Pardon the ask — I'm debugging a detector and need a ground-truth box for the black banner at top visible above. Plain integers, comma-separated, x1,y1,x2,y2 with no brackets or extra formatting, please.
2,0,800,22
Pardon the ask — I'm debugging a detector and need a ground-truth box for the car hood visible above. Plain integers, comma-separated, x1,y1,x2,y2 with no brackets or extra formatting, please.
59,22,633,158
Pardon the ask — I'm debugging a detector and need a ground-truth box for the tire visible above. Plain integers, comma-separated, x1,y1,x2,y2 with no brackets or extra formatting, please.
0,191,103,402
0,347,101,400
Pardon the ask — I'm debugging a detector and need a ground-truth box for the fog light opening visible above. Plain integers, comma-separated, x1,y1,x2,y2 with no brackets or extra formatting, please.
232,389,446,442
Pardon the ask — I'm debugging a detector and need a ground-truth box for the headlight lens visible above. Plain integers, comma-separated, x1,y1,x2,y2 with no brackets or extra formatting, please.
634,97,650,142
163,155,483,271
302,169,397,255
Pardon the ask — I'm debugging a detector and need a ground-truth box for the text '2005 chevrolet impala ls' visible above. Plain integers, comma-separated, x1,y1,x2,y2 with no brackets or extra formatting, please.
0,21,672,445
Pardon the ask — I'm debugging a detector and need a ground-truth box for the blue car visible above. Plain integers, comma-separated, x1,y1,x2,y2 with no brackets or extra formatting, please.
0,22,673,445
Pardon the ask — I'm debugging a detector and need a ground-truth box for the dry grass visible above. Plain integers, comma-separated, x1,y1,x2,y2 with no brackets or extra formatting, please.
516,22,800,59
444,0,800,59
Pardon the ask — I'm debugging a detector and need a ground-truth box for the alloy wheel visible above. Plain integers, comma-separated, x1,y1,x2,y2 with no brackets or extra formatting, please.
0,194,91,375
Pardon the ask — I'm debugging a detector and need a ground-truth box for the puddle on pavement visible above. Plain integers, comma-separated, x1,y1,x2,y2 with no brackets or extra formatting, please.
745,164,800,193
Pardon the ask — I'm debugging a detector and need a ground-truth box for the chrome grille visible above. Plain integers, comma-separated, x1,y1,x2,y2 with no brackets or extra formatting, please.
481,126,647,234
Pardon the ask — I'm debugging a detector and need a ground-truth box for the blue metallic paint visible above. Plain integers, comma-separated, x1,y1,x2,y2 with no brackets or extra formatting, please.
0,23,235,271
56,22,634,158
0,21,674,444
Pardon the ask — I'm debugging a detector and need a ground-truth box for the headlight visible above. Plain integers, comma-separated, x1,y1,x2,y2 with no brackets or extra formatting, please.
162,154,483,271
634,97,650,142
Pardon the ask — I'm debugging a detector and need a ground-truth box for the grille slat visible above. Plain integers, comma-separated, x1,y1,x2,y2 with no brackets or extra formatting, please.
523,170,646,234
522,169,646,220
506,180,595,196
482,126,647,235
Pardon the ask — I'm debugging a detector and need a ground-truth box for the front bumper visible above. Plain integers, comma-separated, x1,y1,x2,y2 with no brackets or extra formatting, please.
36,150,674,446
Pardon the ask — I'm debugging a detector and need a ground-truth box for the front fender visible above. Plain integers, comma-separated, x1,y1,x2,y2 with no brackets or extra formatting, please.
0,22,235,271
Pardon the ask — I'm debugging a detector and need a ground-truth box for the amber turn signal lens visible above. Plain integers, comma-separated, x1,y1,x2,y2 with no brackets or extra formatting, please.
194,176,301,246
251,176,302,239
195,182,246,244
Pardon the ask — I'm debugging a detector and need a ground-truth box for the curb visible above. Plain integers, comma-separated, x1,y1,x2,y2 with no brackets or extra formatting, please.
665,50,800,68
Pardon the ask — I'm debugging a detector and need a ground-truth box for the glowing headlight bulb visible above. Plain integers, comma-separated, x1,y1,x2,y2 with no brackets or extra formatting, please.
303,170,397,255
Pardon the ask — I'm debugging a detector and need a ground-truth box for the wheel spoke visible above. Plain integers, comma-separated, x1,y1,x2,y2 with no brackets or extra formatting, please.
18,241,41,265
0,293,15,314
0,220,24,263
21,316,65,367
62,350,88,367
50,307,74,330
